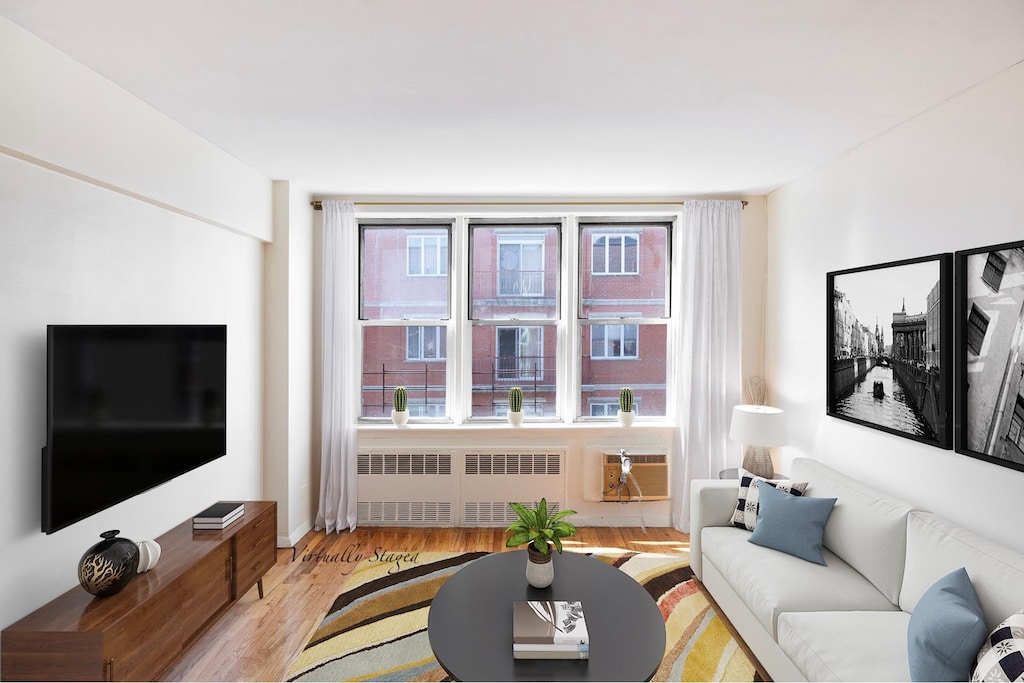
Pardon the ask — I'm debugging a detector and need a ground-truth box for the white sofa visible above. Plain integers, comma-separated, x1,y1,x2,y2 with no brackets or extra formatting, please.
690,457,1024,682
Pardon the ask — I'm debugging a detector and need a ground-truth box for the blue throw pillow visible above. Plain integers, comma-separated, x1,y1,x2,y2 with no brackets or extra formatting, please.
747,482,836,565
908,567,987,682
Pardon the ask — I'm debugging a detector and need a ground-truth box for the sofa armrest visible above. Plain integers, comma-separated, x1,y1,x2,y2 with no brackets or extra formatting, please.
690,479,739,580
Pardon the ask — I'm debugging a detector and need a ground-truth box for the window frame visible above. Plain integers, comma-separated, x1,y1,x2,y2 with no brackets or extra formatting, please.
591,232,640,275
589,323,640,360
406,325,447,362
355,208,679,425
406,233,449,277
966,303,990,357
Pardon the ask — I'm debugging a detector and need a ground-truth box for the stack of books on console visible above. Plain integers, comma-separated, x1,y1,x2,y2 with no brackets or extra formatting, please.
512,600,589,660
193,502,244,530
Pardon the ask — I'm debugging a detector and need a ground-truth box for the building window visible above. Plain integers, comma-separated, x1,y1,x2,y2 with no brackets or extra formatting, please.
592,233,639,275
981,252,1007,292
966,304,989,356
407,326,446,361
497,238,545,297
407,234,448,276
495,326,544,380
590,400,621,417
589,324,639,359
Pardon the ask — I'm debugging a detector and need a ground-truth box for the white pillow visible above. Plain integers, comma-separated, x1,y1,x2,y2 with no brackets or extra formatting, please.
731,468,808,531
972,609,1024,682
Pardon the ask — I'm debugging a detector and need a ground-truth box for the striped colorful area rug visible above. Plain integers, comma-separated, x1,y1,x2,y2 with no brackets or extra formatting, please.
286,550,759,682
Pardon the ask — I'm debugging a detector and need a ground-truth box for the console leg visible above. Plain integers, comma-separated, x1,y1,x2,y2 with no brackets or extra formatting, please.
257,578,264,600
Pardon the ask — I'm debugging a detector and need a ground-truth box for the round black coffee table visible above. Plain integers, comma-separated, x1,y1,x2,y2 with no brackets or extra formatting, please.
427,550,666,681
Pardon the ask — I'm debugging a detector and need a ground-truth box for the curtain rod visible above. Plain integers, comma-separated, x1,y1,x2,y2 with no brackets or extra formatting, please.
310,199,747,210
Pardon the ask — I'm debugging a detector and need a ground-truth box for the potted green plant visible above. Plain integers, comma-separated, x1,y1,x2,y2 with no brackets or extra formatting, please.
505,498,578,588
617,387,635,426
507,386,524,426
391,386,409,426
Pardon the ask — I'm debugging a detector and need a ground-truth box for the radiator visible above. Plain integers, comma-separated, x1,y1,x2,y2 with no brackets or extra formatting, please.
356,451,455,525
356,449,566,526
461,450,566,526
601,451,669,501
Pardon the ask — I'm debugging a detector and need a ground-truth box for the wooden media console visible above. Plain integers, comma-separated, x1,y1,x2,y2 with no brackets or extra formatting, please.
1,501,276,681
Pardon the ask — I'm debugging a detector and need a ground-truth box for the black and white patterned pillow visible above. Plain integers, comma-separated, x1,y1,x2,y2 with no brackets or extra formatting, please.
972,609,1024,682
731,469,809,531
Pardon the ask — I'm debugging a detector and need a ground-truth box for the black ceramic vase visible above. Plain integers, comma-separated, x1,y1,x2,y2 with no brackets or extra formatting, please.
78,530,140,597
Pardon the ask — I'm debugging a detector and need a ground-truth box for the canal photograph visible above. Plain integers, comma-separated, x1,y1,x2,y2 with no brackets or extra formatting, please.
827,254,953,448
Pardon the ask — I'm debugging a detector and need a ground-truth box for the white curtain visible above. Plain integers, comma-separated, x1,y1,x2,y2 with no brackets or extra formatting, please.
316,200,359,533
672,200,743,532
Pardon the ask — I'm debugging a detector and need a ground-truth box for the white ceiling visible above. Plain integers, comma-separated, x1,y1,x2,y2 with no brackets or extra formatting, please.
2,1,1023,197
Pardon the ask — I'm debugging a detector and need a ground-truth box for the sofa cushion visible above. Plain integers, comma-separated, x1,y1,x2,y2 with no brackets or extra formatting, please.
702,526,898,638
777,610,912,682
908,567,987,681
748,484,836,565
972,609,1024,682
790,458,915,605
901,512,1024,633
731,469,808,531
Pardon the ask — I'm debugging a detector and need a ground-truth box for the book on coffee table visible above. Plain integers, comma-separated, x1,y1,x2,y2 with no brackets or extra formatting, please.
513,600,589,660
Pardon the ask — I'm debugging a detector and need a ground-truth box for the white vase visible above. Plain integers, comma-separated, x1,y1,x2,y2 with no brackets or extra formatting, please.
136,539,162,573
391,409,409,426
526,547,554,588
507,410,524,426
617,409,635,426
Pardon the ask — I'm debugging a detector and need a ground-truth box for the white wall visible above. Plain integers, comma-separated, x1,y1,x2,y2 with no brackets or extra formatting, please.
264,181,316,546
768,63,1024,553
0,17,271,241
0,17,270,630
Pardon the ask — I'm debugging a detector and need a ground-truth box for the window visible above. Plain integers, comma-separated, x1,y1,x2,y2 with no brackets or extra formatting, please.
497,238,544,297
590,324,638,359
496,326,544,380
1009,396,1024,451
589,400,619,417
407,234,448,276
357,212,675,423
579,222,670,418
592,233,639,274
407,326,446,361
966,304,989,356
981,251,1007,292
360,224,451,418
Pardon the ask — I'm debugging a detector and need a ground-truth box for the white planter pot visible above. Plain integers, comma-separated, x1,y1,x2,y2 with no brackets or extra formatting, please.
526,547,554,588
617,409,635,426
507,410,524,426
391,409,409,426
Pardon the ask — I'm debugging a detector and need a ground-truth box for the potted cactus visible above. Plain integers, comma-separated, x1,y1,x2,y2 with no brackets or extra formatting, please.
507,386,524,426
617,387,635,426
391,386,409,426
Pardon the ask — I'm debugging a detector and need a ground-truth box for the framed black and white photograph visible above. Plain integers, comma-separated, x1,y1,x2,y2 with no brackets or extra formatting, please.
827,254,953,449
956,240,1024,473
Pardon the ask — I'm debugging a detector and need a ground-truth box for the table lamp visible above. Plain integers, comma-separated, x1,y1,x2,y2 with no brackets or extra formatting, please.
729,404,787,479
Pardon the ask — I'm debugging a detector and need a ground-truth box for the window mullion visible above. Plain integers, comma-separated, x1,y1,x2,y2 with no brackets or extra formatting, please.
451,215,468,424
563,215,580,422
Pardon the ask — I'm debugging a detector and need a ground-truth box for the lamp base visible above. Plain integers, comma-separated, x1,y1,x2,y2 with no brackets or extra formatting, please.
742,446,775,479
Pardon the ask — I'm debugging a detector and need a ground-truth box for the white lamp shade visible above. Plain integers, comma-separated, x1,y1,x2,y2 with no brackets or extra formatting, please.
729,404,788,447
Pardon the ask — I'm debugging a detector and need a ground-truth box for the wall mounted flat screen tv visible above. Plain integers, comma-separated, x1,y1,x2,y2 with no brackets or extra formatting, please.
43,325,227,534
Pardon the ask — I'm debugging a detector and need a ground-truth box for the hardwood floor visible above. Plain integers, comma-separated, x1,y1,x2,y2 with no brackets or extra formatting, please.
161,526,691,681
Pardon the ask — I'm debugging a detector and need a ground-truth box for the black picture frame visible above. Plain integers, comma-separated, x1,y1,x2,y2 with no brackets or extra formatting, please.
827,253,953,449
955,240,1024,473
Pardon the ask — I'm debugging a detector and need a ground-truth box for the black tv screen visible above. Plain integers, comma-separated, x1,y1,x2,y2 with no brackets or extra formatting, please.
43,325,227,534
